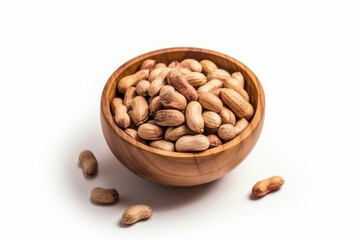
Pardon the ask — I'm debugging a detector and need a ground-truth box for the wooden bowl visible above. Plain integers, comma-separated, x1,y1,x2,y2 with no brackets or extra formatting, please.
100,47,265,187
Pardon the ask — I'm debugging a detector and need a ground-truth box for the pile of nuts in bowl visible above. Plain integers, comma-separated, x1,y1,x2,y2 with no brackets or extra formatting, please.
111,58,254,152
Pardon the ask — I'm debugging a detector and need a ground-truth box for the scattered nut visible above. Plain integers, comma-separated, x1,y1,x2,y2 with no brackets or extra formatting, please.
121,204,152,225
79,150,98,175
252,176,285,197
91,187,119,204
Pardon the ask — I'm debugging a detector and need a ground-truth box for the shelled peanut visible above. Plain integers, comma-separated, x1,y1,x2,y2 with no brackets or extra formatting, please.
112,58,254,152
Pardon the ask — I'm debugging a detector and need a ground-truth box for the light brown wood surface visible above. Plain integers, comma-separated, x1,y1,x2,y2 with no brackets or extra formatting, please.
100,47,265,186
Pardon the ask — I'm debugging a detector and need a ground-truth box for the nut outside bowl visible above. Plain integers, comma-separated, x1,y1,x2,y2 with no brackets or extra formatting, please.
100,47,265,187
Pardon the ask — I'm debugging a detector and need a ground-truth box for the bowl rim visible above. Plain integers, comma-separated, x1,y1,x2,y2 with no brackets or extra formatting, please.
101,47,265,158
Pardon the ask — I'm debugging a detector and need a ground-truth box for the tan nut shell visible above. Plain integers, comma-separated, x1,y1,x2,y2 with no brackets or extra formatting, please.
220,88,254,120
137,123,164,140
184,72,207,88
207,69,230,82
198,92,223,113
124,128,147,144
154,109,185,127
159,85,187,110
117,69,149,93
185,101,204,133
130,96,149,126
219,107,236,126
123,87,137,110
165,125,197,141
175,135,210,152
79,150,98,175
149,140,175,152
231,71,245,88
197,79,223,94
200,59,218,75
121,204,152,225
91,187,119,204
252,176,285,197
136,80,150,97
217,124,238,141
148,68,171,97
224,77,250,102
149,96,162,116
202,111,222,129
140,59,156,70
180,59,202,72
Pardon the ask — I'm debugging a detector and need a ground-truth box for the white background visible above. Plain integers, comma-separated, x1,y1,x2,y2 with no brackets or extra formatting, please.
1,0,360,239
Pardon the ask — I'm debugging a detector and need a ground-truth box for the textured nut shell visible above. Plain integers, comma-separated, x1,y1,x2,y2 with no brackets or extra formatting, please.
114,105,130,129
224,77,249,102
111,98,123,114
217,124,238,141
121,204,152,225
202,111,222,129
252,176,285,197
207,69,230,82
79,150,98,175
124,128,147,144
197,79,223,93
200,59,218,75
219,107,236,126
130,96,149,126
137,123,164,140
148,67,164,82
175,135,210,152
167,69,198,102
154,63,167,69
149,140,175,152
149,96,162,116
148,68,171,97
123,87,137,110
165,125,197,141
220,88,254,120
235,118,249,135
91,187,119,204
185,72,207,88
185,101,204,133
159,85,187,110
231,71,245,88
180,59,202,72
154,109,185,127
136,80,150,96
198,92,223,113
140,59,156,70
117,69,149,93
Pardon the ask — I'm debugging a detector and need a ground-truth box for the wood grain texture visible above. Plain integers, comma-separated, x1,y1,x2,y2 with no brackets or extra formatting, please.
100,47,265,186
